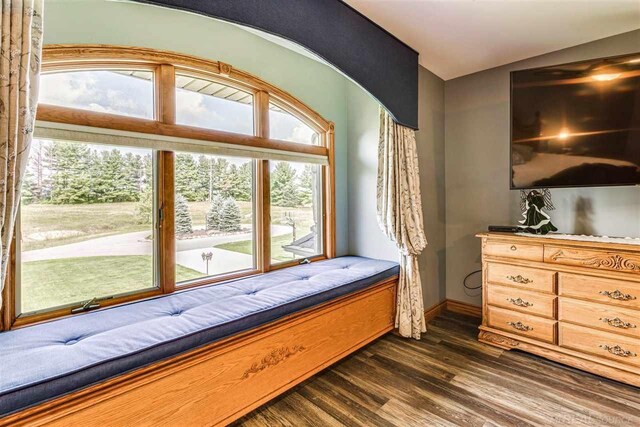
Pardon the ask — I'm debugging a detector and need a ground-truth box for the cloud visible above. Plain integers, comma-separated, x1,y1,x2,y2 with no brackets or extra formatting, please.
269,109,317,144
39,71,154,119
175,88,253,135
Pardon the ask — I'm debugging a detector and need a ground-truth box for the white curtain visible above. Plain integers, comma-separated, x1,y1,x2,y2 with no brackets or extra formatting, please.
0,0,43,308
377,109,428,339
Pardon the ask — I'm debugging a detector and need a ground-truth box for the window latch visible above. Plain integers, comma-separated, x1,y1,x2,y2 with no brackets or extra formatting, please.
300,258,311,265
71,297,101,314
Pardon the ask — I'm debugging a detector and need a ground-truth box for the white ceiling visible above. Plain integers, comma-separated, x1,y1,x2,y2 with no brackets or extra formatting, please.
344,0,640,80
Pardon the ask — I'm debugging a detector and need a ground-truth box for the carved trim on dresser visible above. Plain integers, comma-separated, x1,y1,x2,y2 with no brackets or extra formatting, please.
478,330,520,349
242,345,306,379
550,250,640,273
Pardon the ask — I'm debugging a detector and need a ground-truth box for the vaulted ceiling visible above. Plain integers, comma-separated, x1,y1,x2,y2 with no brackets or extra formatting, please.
345,0,640,80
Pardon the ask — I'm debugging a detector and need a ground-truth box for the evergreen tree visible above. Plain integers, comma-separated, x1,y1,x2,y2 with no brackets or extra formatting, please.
142,153,153,190
225,164,243,200
196,155,212,201
219,197,242,232
175,193,193,234
270,162,299,207
47,141,93,204
94,149,131,203
26,140,50,202
298,164,315,207
123,152,144,199
175,153,200,201
211,158,232,198
205,193,225,230
235,162,252,202
21,169,36,205
136,183,153,224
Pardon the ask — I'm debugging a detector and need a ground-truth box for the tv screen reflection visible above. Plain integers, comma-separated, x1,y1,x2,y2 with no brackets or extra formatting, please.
511,52,640,189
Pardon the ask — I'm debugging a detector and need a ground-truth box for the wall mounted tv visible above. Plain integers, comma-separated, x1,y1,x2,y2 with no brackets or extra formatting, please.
511,52,640,189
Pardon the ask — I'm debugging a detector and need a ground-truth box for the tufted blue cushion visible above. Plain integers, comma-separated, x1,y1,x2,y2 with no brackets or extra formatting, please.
0,256,398,415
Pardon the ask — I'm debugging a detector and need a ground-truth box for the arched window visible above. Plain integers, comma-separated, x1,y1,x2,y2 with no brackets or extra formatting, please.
8,46,335,326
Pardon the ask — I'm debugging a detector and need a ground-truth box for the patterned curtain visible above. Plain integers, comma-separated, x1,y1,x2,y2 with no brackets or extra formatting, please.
377,108,428,339
0,0,43,308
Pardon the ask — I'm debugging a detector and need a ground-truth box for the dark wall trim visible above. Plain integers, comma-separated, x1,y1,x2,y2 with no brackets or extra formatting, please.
132,0,419,129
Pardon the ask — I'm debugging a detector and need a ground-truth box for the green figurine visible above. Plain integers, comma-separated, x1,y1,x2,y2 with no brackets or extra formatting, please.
518,189,558,235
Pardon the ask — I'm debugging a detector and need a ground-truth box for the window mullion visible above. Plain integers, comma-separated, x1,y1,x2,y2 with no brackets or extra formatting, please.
325,124,336,259
157,64,176,125
254,91,270,272
158,64,176,293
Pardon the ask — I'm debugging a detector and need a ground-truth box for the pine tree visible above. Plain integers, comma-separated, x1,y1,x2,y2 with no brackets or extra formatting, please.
235,161,252,202
196,155,212,202
270,162,299,207
21,169,36,205
94,149,130,203
298,164,315,207
175,153,200,201
225,164,243,200
123,152,144,201
205,193,225,230
47,141,93,204
136,183,153,224
175,194,193,234
211,158,231,198
27,139,49,202
219,197,242,232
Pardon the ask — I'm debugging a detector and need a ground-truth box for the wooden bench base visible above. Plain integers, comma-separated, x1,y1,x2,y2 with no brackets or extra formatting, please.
2,277,398,426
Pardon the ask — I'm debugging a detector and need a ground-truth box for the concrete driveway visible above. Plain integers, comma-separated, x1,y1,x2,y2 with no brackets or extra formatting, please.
22,224,292,274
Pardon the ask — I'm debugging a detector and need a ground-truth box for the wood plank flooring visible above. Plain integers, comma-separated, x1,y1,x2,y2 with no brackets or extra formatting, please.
233,310,640,426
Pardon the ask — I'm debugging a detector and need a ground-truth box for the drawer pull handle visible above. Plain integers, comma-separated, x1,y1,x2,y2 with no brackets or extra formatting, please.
599,290,637,301
507,297,533,307
510,245,517,251
507,275,533,284
507,321,533,332
599,344,637,358
600,317,637,329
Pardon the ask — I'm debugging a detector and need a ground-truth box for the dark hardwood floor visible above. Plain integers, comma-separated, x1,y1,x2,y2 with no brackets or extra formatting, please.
234,310,640,426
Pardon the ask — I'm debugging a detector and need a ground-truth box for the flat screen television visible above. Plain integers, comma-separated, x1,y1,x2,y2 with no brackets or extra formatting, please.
511,52,640,189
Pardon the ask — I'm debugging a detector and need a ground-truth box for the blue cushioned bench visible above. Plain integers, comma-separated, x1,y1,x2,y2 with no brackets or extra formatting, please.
0,256,398,416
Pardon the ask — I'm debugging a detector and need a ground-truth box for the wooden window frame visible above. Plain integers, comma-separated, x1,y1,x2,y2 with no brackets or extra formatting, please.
1,45,335,330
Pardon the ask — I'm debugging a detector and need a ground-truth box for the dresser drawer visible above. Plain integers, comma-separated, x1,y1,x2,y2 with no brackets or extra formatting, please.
486,263,556,293
484,240,543,261
558,273,640,310
559,298,640,339
487,306,556,344
559,323,640,367
487,284,556,319
545,246,640,275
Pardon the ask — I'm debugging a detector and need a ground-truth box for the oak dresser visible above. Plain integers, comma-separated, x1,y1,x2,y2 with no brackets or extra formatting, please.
478,232,640,387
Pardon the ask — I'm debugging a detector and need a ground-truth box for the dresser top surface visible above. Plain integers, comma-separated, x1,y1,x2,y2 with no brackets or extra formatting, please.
477,232,640,252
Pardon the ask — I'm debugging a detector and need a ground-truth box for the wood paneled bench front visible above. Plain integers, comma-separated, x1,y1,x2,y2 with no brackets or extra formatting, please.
0,257,399,426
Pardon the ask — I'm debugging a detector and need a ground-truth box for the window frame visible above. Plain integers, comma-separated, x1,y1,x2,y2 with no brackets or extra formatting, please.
1,45,335,329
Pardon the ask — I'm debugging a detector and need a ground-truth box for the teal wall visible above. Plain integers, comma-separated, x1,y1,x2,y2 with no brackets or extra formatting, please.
44,0,350,255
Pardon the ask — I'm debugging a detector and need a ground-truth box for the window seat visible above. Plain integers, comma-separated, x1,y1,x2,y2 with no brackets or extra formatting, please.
0,256,399,417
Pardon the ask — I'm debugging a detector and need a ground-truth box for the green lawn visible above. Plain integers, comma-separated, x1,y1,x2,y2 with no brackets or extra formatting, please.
20,256,201,314
20,200,255,251
214,205,317,262
216,233,300,263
